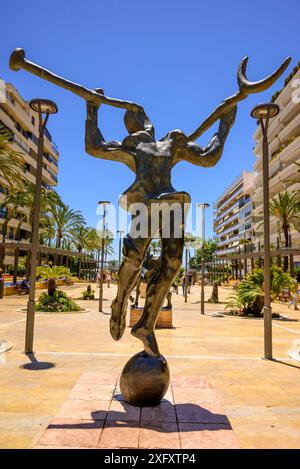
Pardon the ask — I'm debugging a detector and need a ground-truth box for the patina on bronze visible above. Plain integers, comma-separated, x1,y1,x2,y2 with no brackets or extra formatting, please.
10,48,291,405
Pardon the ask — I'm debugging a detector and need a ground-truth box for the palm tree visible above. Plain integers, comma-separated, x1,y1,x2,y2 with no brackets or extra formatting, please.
0,125,24,188
51,204,85,248
226,266,294,316
3,183,63,236
150,240,161,256
90,229,114,265
36,265,71,296
270,191,300,270
69,225,90,253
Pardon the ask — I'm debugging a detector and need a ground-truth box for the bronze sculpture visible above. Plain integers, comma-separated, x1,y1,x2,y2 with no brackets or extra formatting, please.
9,48,291,405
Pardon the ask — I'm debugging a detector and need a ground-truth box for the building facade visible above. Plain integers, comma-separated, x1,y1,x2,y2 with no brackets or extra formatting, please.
213,171,255,257
252,67,300,253
0,78,59,264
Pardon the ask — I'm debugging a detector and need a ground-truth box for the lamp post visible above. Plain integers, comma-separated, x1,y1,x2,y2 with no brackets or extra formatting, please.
98,201,110,313
251,103,280,360
198,203,209,314
184,240,190,303
25,99,58,354
117,230,124,266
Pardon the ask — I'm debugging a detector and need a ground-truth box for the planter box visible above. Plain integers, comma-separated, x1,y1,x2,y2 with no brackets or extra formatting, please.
129,306,173,329
140,282,147,298
3,280,47,296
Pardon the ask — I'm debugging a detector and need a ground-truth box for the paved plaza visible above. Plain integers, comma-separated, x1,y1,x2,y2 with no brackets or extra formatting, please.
1,283,300,449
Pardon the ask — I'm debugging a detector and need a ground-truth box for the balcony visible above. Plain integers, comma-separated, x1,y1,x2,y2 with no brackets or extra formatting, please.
217,234,240,247
253,69,300,143
214,174,243,207
216,221,240,238
214,187,243,215
271,135,300,167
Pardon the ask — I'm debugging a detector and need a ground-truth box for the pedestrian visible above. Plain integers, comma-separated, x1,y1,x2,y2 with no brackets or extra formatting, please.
288,275,299,310
107,271,111,288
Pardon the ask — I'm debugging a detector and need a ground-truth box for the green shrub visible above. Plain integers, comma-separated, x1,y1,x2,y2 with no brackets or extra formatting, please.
225,266,294,317
294,267,300,282
7,263,26,276
36,290,81,312
81,284,95,300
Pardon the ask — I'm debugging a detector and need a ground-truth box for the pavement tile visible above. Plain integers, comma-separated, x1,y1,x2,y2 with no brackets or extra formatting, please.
141,401,177,423
78,372,119,385
34,445,96,449
176,402,230,424
38,418,103,448
173,387,219,405
139,422,180,449
171,376,213,388
68,383,114,401
179,423,240,449
98,420,139,448
107,400,141,422
55,399,110,420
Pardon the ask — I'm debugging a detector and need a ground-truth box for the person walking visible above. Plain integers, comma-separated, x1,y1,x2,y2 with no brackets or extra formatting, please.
288,275,299,311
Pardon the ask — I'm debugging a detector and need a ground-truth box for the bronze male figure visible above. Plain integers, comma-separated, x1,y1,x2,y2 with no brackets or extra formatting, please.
9,48,291,404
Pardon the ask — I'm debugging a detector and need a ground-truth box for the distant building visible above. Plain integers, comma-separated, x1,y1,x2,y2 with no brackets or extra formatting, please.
213,171,255,258
252,66,300,253
0,78,59,264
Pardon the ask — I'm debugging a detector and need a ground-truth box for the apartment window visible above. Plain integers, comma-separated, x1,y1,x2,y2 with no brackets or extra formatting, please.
6,92,15,105
0,206,7,219
8,227,14,239
44,127,52,142
31,116,35,126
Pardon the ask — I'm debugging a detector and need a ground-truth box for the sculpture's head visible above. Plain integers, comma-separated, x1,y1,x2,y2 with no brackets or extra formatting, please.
124,110,154,138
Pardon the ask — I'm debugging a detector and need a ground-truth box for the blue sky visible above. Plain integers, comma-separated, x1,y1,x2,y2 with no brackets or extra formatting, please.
1,0,299,258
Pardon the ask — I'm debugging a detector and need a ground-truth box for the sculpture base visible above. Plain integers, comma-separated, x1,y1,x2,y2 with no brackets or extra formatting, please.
120,350,170,406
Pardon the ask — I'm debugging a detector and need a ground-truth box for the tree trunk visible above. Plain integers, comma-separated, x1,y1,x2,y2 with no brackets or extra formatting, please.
283,224,289,272
48,278,57,296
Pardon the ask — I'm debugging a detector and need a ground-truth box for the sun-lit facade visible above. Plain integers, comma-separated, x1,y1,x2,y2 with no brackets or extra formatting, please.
0,78,59,264
213,171,255,257
251,68,300,254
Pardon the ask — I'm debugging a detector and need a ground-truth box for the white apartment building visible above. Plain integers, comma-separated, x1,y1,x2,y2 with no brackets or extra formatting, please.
252,66,300,254
0,78,59,264
213,171,255,257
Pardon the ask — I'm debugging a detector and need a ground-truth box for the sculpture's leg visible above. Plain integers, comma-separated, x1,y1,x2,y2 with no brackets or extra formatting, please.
131,235,184,357
110,235,150,340
134,278,141,307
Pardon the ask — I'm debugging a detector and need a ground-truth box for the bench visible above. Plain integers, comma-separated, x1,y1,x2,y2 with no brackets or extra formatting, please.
16,284,29,295
64,278,74,286
278,290,291,302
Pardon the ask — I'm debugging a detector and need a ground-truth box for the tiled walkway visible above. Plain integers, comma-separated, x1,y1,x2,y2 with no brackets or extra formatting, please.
1,283,300,448
35,372,239,449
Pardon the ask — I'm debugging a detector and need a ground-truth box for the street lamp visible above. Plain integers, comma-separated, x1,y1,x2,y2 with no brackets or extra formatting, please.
98,200,110,313
251,102,280,360
25,99,58,354
184,238,191,303
198,203,209,314
117,230,124,266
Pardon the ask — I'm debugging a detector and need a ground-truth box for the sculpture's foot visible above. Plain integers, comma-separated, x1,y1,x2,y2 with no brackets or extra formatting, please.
131,323,160,358
110,298,127,341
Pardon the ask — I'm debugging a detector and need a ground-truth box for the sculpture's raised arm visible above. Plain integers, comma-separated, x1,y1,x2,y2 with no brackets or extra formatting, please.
188,56,291,142
174,105,237,168
9,48,144,113
85,96,136,172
